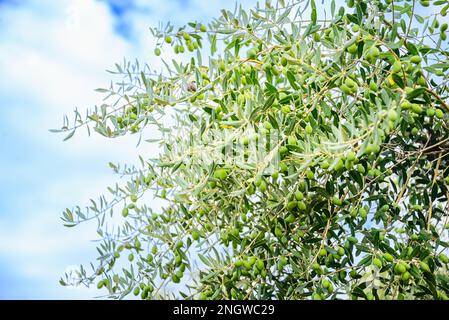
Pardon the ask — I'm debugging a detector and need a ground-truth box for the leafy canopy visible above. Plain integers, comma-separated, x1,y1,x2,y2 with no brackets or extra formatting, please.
57,0,449,300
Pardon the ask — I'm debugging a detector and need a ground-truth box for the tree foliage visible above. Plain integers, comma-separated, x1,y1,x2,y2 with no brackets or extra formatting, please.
57,0,449,300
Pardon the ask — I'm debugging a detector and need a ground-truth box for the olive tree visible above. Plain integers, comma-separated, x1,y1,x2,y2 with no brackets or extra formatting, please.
57,0,449,300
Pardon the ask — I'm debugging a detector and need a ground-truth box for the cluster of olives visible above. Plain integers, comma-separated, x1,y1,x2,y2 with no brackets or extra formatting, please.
155,23,207,56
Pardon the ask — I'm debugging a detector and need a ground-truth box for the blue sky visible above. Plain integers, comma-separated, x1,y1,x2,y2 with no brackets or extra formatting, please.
0,0,259,299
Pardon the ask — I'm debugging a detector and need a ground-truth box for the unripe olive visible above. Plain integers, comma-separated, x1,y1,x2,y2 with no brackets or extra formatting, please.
319,248,327,257
172,274,180,283
192,230,200,241
247,48,257,59
427,108,436,117
312,292,322,300
306,169,314,180
287,200,297,211
359,207,368,219
419,261,431,273
373,258,382,268
435,109,444,119
332,197,343,206
258,180,267,192
295,191,304,201
383,252,394,262
346,151,356,162
348,236,358,244
347,43,358,54
368,46,380,59
402,271,411,282
396,262,407,274
357,164,365,174
388,109,398,121
340,84,352,95
439,254,449,264
410,55,422,64
122,207,129,218
417,76,427,87
297,201,307,211
214,168,228,180
305,124,313,135
391,60,402,74
97,280,104,289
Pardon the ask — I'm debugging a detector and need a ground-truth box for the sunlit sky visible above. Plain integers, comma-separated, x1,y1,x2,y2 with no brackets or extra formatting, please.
0,0,435,299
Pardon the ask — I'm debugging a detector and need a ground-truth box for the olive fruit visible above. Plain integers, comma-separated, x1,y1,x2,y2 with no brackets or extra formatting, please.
402,271,411,282
383,252,394,262
435,109,444,119
154,48,161,56
287,200,297,211
337,247,345,256
419,261,431,273
192,230,200,241
247,48,257,59
295,191,304,201
388,109,398,121
395,263,407,274
122,207,129,218
391,60,402,74
306,169,314,180
410,55,422,64
172,274,180,283
297,201,307,210
439,254,449,264
373,258,382,268
165,35,173,44
332,197,342,206
258,180,267,192
214,168,228,180
347,43,358,54
305,124,313,134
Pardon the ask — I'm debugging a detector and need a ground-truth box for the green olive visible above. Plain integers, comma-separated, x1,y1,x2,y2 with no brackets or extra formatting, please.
295,191,304,201
435,109,444,119
332,197,342,206
391,60,402,74
347,43,358,54
305,124,313,134
214,168,228,180
373,258,382,268
388,109,398,121
247,48,257,59
383,252,394,262
410,55,422,64
287,200,298,211
419,261,431,273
